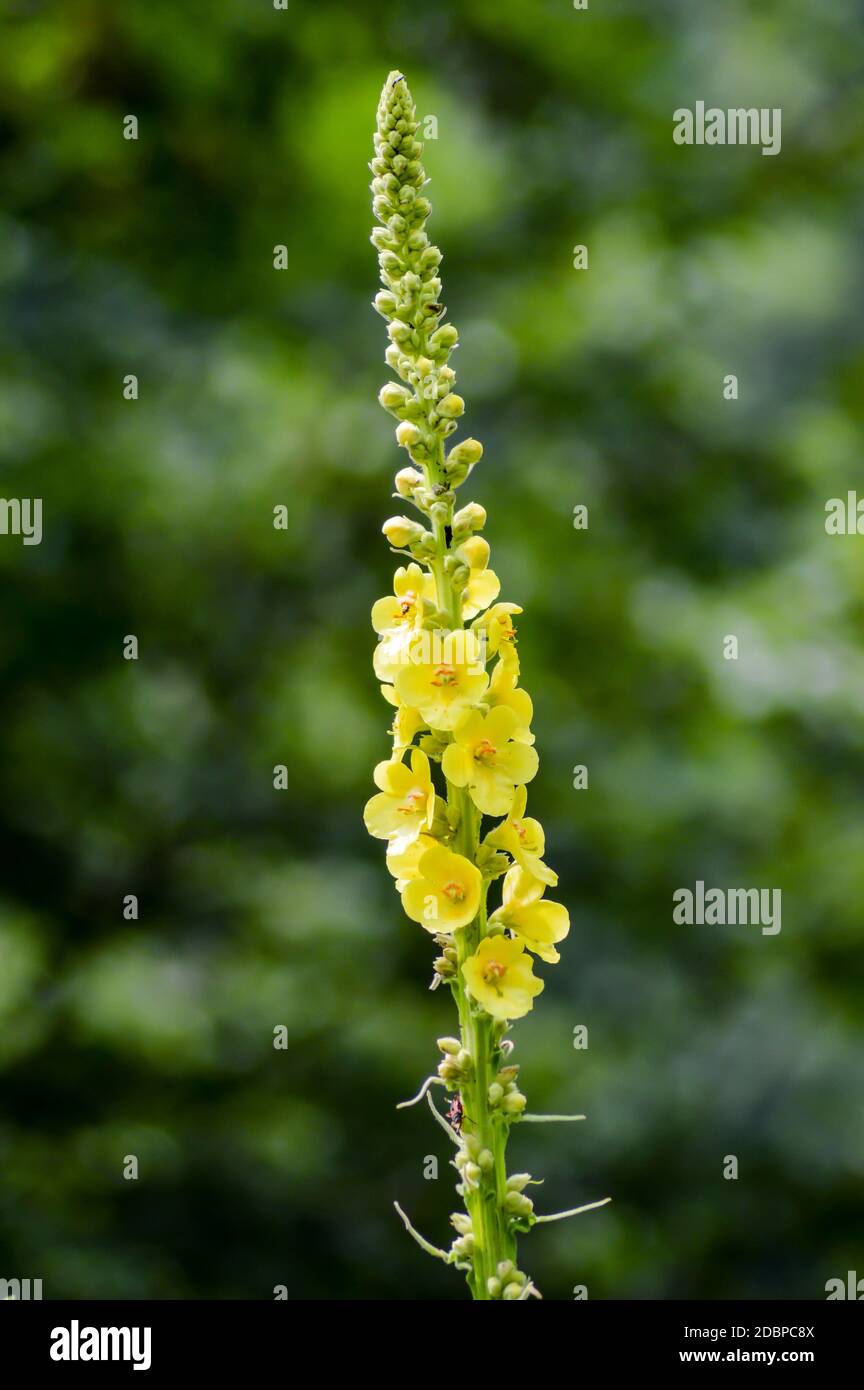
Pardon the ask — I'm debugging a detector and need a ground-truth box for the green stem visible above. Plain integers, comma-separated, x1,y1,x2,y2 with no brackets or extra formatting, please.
430,490,515,1299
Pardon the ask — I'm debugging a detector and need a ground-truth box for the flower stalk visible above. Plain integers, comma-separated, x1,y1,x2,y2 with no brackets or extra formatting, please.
365,70,608,1300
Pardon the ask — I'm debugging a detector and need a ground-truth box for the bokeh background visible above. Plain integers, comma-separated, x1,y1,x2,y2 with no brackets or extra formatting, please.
1,0,862,1300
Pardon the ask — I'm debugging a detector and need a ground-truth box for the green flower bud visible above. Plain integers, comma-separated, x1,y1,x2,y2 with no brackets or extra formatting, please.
487,1082,504,1106
437,392,465,419
496,1064,520,1084
388,319,413,345
451,502,486,544
446,438,483,469
394,466,423,498
502,1282,524,1301
384,345,407,377
450,1212,473,1235
379,382,412,413
437,1037,461,1055
506,1173,533,1192
395,420,422,449
430,323,459,352
478,1149,494,1171
382,515,425,548
373,290,397,318
502,1090,527,1115
438,1058,462,1082
486,1277,502,1299
496,1261,515,1281
449,561,470,594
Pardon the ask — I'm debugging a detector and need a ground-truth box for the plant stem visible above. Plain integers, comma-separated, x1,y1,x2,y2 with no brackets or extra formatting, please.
429,483,516,1297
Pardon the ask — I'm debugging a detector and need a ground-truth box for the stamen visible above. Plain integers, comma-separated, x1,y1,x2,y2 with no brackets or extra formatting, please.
431,664,458,688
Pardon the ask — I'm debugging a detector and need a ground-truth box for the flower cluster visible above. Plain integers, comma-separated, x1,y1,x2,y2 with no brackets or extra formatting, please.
365,71,605,1301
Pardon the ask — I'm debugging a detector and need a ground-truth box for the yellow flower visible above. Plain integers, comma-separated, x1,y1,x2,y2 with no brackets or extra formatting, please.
486,645,534,744
401,844,482,933
372,564,436,682
380,683,426,753
472,601,521,656
484,786,557,886
462,935,543,1020
458,537,500,620
363,748,436,854
489,865,569,964
442,706,539,817
395,637,489,731
386,832,438,891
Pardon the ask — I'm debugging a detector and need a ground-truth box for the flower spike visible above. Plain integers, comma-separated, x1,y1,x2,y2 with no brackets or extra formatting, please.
367,70,607,1300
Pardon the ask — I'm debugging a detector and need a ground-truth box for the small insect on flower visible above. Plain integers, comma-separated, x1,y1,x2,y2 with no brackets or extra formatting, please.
447,1094,464,1135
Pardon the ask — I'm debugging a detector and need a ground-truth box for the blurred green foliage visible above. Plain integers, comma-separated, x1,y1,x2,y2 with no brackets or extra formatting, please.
1,0,863,1299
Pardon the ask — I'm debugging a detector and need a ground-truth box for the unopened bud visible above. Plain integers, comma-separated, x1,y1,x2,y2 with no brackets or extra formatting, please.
437,1037,461,1055
379,382,411,413
395,420,422,449
459,536,490,570
488,1082,504,1106
502,1090,527,1115
382,515,425,548
373,290,398,318
452,502,486,539
395,466,423,498
437,392,465,419
445,438,483,472
387,319,413,344
502,1282,524,1301
486,1277,502,1299
430,324,459,352
449,562,470,594
506,1173,533,1192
